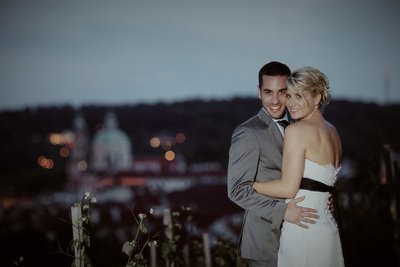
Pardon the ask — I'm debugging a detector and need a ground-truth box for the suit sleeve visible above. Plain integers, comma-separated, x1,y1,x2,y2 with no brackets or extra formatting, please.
227,125,286,227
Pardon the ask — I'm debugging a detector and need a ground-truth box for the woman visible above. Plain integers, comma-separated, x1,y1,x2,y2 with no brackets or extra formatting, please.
253,67,345,267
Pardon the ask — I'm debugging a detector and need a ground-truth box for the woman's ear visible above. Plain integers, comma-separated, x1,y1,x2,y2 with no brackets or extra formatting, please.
314,93,322,107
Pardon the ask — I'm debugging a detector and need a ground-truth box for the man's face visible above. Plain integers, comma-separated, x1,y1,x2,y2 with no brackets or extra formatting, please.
258,75,288,119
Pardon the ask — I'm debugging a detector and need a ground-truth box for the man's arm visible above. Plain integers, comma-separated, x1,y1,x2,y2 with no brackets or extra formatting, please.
227,125,286,227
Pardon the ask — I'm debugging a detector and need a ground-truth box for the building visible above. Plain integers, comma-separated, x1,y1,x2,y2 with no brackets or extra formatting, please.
90,112,132,173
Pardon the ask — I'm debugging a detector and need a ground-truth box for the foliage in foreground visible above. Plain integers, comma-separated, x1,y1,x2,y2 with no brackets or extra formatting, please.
66,192,246,267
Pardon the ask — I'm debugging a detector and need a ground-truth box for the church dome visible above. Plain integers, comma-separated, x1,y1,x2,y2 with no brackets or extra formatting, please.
91,112,133,172
94,128,130,145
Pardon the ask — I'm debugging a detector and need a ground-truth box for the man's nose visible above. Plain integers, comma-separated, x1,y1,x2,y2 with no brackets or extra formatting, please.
272,93,279,103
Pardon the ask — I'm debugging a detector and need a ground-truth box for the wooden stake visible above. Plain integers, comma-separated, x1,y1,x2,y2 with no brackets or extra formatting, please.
71,204,83,267
202,233,212,267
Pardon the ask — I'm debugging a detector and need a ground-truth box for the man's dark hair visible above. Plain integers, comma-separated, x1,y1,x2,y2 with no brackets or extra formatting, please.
258,61,291,88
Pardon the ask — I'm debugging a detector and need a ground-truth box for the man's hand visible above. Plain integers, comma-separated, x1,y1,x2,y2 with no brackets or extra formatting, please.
328,193,335,214
284,196,319,228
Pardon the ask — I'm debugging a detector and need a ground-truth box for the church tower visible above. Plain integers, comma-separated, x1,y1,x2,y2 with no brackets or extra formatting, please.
67,111,89,187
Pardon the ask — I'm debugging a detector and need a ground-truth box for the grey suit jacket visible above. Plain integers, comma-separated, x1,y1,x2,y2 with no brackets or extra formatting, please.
227,108,287,261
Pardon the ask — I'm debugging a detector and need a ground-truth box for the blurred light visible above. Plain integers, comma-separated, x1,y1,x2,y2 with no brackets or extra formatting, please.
49,133,62,145
37,156,47,165
165,150,175,161
49,131,75,146
150,137,161,148
45,159,54,169
37,156,54,169
176,132,186,143
59,147,70,157
77,160,87,171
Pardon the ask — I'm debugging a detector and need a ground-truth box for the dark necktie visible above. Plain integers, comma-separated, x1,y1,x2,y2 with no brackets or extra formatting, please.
277,120,289,129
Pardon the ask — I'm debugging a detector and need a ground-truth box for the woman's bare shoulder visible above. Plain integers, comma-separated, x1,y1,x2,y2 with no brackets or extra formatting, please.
324,120,340,135
287,120,314,134
285,122,313,143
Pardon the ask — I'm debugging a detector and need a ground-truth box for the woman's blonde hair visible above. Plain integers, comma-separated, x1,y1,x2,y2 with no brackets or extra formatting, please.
287,67,331,107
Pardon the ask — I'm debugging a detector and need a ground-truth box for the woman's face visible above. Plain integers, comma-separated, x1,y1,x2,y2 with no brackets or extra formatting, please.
286,87,317,120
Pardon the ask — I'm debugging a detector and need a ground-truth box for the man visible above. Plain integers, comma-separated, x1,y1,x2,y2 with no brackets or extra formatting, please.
227,61,319,267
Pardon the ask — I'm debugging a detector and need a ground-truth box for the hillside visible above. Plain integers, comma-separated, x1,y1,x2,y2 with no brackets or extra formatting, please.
0,97,399,194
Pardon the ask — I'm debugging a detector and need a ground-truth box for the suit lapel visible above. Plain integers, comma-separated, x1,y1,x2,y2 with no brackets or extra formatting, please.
256,109,284,150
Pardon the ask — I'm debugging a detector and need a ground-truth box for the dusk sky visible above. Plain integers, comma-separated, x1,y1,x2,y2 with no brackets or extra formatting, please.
1,0,399,111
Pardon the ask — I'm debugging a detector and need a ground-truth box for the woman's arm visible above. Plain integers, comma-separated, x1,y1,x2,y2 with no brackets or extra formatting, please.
253,125,306,198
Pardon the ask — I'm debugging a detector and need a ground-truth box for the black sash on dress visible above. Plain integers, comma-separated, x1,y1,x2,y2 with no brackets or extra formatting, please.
300,177,335,193
299,177,340,225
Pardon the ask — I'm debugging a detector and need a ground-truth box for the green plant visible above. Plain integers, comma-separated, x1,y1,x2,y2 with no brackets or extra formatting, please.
122,211,153,267
161,206,196,267
213,239,246,267
60,197,245,267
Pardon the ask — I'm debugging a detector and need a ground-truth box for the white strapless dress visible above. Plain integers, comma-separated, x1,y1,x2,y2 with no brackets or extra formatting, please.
278,159,345,267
